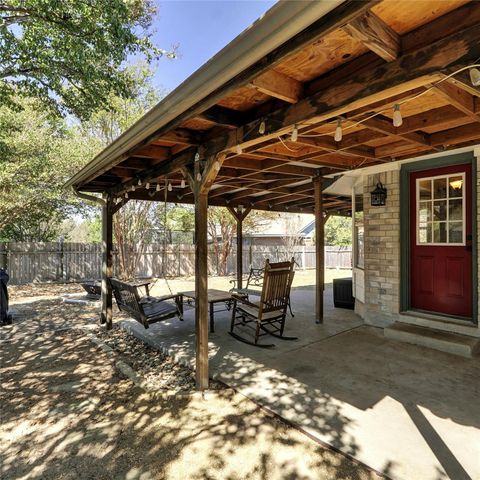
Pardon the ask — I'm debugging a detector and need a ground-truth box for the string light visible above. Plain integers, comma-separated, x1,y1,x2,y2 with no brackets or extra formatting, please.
156,183,161,192
137,178,142,186
181,178,186,188
259,120,266,135
130,185,135,192
393,104,403,127
124,192,129,199
145,182,150,190
290,125,298,142
196,172,202,181
470,67,480,86
194,152,200,161
334,119,342,142
168,182,172,191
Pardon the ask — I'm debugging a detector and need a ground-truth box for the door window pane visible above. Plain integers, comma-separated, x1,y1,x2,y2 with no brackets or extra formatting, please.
449,222,463,243
433,222,447,243
448,176,463,198
418,201,431,222
433,178,447,199
433,200,447,221
449,199,463,221
419,180,432,200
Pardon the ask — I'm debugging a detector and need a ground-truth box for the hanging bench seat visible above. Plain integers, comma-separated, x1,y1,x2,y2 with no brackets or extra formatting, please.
109,278,183,329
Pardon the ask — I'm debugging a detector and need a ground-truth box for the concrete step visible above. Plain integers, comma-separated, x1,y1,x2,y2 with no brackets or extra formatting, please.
399,311,480,338
384,322,480,358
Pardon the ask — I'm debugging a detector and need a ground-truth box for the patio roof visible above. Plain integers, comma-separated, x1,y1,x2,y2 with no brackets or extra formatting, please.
68,0,480,215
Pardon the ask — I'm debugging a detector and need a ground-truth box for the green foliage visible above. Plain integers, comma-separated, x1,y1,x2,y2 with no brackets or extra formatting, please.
85,216,102,243
324,215,352,247
0,97,98,241
0,0,174,119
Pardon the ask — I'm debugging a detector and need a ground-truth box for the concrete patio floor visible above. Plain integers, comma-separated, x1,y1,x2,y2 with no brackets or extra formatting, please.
120,285,480,480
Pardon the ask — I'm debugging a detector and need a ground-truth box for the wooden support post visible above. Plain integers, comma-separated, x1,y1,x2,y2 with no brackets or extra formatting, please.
314,176,324,324
101,196,113,329
184,151,226,390
227,206,252,290
194,192,209,390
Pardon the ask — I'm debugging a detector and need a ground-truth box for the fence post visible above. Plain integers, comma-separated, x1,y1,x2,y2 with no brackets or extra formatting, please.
58,238,64,281
0,243,7,270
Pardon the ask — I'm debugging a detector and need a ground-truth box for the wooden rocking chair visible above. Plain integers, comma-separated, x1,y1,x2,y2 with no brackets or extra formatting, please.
229,258,296,347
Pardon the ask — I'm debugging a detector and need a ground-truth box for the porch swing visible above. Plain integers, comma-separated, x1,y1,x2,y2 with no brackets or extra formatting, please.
110,177,183,329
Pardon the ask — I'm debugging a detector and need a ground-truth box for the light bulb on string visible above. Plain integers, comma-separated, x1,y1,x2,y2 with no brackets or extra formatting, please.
259,120,266,135
124,192,129,199
156,184,161,192
130,185,135,192
168,182,172,192
393,104,403,127
290,125,298,142
181,178,186,189
145,182,150,190
194,152,200,162
470,67,480,87
196,172,202,181
137,178,142,186
334,119,342,142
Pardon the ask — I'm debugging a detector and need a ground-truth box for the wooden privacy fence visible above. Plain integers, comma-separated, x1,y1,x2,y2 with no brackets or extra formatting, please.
0,242,352,285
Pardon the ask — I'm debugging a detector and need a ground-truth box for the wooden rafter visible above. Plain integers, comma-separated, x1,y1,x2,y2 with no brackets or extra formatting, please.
343,10,400,62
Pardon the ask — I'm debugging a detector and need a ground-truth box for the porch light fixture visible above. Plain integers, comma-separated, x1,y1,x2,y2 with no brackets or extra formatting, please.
290,125,298,142
334,119,342,142
259,120,266,135
470,67,480,87
392,104,403,127
370,182,387,206
181,178,186,189
449,179,463,190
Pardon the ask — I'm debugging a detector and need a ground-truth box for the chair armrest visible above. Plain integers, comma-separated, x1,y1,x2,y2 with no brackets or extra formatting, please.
232,294,258,309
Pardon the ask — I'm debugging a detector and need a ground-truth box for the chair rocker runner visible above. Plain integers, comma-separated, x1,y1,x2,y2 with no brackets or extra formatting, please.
230,258,297,347
110,278,183,329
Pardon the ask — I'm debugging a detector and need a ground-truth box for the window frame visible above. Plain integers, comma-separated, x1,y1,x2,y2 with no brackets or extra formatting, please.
415,172,466,246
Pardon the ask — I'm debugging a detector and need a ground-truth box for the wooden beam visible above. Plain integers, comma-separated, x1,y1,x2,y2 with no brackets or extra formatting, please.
250,69,303,104
433,82,480,123
110,148,197,195
197,105,245,128
135,145,171,160
205,23,480,159
194,192,209,390
227,206,251,290
314,176,324,324
101,196,113,330
343,10,400,62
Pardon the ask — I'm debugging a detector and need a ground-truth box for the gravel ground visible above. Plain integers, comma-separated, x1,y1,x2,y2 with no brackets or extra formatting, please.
95,325,224,393
1,283,383,480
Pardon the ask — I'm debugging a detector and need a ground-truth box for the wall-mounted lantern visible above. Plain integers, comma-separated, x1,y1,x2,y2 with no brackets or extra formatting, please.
370,182,387,206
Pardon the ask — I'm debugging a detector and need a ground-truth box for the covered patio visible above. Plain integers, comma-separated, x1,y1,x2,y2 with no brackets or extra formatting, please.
120,283,480,480
66,1,480,477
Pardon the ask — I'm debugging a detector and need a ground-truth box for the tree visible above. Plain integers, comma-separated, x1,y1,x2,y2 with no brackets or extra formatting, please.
280,213,304,260
207,207,276,276
0,0,174,119
0,97,98,241
324,215,352,247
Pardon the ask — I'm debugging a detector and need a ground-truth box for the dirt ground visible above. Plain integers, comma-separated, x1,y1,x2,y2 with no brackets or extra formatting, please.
1,282,381,480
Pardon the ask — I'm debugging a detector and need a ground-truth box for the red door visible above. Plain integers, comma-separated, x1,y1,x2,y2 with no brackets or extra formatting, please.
410,164,473,318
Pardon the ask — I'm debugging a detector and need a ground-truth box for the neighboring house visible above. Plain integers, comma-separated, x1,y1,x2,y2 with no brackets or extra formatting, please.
325,147,480,346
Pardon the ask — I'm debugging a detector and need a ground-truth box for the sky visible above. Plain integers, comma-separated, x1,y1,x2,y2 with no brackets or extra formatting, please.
149,1,277,92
